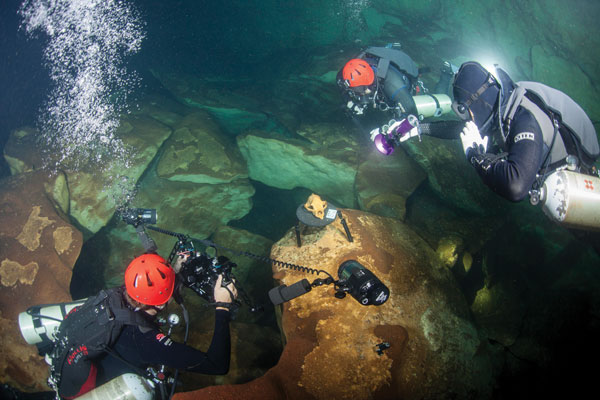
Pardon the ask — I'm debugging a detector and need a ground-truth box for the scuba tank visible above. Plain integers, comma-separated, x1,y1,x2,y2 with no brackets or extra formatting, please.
18,299,86,346
413,94,452,119
75,373,155,400
539,169,600,231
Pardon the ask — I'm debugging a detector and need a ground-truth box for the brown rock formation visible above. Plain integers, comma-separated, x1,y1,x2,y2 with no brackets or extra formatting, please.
356,146,426,220
0,171,83,391
157,111,249,184
173,209,494,400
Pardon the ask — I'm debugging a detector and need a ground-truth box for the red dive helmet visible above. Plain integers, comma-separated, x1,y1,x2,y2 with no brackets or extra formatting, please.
342,59,375,88
125,254,175,306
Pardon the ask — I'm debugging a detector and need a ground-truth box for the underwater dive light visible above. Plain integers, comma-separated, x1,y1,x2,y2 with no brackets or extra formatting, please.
268,279,312,306
268,261,389,307
374,115,419,155
336,260,389,306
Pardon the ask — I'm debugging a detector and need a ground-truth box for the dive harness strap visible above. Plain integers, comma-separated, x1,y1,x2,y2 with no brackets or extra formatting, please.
48,289,156,391
376,58,390,80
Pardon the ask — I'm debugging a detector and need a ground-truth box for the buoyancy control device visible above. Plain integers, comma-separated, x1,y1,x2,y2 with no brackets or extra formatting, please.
18,289,159,399
502,81,600,230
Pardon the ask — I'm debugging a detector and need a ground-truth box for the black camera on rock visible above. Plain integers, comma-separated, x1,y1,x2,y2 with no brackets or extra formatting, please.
177,252,236,303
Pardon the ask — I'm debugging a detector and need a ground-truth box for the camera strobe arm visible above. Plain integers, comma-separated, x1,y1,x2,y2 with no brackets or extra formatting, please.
135,225,158,254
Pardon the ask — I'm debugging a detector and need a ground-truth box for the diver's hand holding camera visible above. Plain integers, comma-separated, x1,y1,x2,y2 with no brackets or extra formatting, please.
213,275,238,311
177,252,240,307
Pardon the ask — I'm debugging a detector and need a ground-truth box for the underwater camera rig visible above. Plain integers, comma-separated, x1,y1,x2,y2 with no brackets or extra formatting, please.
119,208,389,308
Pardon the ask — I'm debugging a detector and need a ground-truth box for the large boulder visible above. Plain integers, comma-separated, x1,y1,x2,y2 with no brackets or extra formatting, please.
2,114,174,237
100,170,255,286
157,112,248,184
173,208,496,400
66,114,172,236
356,146,427,219
2,127,44,176
149,71,278,137
237,126,358,208
0,171,82,391
400,135,508,217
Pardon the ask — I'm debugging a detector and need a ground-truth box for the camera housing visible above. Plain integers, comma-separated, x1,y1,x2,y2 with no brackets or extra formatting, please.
177,253,236,303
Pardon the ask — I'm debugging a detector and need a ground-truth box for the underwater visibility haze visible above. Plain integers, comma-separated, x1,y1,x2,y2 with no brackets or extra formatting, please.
1,0,600,399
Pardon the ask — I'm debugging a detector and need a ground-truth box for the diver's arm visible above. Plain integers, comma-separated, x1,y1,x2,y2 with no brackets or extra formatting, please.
469,110,544,202
419,120,464,140
112,311,231,375
374,118,463,144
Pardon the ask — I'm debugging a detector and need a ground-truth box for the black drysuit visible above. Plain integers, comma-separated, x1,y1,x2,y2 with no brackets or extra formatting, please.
58,293,231,399
421,106,545,202
59,226,231,398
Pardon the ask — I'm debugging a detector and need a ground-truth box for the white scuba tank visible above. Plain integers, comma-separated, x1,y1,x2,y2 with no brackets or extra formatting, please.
76,373,155,400
18,299,87,345
540,169,600,231
413,94,452,118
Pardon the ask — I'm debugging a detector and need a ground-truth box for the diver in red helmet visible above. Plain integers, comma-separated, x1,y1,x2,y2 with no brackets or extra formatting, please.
55,226,237,399
337,44,456,130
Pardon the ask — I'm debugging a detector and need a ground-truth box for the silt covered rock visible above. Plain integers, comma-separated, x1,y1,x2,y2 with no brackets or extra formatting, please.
173,209,495,400
0,171,82,391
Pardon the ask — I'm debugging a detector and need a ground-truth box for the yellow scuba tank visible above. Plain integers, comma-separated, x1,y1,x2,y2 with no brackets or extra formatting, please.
75,373,155,400
18,299,87,345
412,94,452,118
540,169,600,231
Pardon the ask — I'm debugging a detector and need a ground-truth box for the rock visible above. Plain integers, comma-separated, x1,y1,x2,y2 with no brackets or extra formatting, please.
2,127,44,175
0,171,83,391
132,93,189,128
173,209,495,399
403,180,505,254
157,112,248,184
400,135,507,216
99,170,255,286
356,146,426,219
2,113,174,236
471,284,523,347
149,71,277,137
531,44,600,122
436,235,464,268
211,226,276,324
67,114,172,235
237,129,358,207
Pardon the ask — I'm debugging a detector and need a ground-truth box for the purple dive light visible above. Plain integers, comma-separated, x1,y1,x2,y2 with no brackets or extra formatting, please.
374,133,395,155
373,115,419,156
